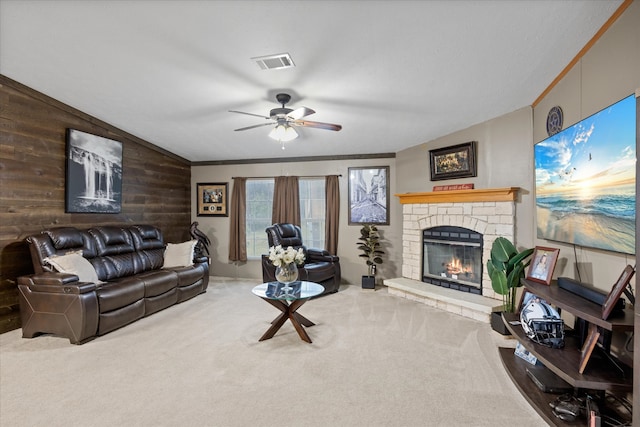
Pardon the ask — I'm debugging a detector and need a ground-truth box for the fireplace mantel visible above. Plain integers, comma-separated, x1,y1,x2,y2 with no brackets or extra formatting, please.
395,187,519,204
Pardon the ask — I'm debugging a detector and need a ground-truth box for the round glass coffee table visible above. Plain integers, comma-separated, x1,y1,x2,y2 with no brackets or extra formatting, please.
252,281,324,343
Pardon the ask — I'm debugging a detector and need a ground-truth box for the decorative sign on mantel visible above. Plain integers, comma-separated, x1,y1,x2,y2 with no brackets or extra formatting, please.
395,187,520,204
432,183,474,191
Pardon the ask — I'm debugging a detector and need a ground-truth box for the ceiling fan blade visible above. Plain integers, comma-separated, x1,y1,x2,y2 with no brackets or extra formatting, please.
229,110,271,120
292,119,342,131
287,107,315,120
234,122,274,131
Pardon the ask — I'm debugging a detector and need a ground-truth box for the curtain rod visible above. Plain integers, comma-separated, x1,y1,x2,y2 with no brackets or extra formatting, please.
231,174,342,179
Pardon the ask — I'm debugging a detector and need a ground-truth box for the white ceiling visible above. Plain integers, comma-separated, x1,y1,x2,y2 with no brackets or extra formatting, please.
0,0,623,163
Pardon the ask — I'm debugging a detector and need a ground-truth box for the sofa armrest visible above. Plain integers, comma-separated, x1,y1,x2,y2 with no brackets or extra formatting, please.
18,273,97,294
306,248,339,263
194,256,210,265
18,273,99,344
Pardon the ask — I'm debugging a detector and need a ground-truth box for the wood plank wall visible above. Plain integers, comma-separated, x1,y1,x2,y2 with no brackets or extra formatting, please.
0,75,193,334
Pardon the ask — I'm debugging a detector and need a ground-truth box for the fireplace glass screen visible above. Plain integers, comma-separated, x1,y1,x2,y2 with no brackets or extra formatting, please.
422,226,483,293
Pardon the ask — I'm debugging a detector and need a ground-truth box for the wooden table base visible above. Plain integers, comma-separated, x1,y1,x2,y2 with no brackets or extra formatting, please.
259,297,316,343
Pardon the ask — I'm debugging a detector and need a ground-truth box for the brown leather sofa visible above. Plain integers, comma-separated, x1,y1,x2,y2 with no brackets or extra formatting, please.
261,223,341,296
17,225,209,344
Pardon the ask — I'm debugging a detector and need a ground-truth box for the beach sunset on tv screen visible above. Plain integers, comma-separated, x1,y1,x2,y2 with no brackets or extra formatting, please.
535,94,636,254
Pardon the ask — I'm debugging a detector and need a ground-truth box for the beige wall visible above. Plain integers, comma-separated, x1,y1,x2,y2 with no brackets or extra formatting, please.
191,157,400,286
532,3,640,417
532,0,639,290
395,4,640,416
396,1,640,294
192,2,639,294
395,106,534,250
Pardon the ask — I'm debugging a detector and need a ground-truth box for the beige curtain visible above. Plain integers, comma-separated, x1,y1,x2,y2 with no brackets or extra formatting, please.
228,177,247,262
272,176,300,225
325,175,340,254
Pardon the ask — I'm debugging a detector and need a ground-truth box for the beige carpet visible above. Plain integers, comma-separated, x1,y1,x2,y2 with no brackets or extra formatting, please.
0,277,545,427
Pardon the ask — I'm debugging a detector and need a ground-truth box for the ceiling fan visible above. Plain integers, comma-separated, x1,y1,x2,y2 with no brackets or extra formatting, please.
229,93,342,147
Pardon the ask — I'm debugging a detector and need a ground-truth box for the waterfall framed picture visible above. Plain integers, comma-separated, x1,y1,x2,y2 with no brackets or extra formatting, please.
65,129,123,213
348,166,390,225
197,182,228,216
429,141,477,181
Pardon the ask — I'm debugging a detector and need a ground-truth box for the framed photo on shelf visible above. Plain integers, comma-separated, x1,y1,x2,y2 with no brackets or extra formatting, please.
429,141,477,181
197,182,228,217
348,166,390,225
517,291,553,315
602,264,635,320
526,246,559,285
518,291,536,313
578,323,601,374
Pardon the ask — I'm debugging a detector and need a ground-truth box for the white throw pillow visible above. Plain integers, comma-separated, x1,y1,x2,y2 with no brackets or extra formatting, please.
163,240,197,268
44,253,101,284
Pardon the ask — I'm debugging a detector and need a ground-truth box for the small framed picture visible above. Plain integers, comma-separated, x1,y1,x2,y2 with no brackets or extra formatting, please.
578,323,600,374
197,182,228,217
526,247,559,285
517,291,551,314
602,265,635,320
517,290,534,314
429,141,477,181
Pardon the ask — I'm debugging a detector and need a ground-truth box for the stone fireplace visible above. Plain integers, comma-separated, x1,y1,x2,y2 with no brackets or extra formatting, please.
385,187,519,321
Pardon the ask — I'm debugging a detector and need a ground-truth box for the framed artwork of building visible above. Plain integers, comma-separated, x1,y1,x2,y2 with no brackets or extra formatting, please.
348,166,389,225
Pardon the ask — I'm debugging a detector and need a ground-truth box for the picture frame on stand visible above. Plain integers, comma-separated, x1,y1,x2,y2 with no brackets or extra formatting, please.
579,323,601,374
526,247,559,285
602,264,635,320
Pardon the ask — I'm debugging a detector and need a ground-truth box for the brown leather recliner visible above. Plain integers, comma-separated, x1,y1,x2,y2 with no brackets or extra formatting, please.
17,225,209,344
261,223,341,295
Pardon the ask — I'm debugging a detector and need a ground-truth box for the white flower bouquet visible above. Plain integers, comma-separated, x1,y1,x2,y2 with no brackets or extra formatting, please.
268,245,305,267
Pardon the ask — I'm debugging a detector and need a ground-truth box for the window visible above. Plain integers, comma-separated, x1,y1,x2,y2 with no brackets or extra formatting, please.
245,178,326,257
246,179,274,257
299,178,325,250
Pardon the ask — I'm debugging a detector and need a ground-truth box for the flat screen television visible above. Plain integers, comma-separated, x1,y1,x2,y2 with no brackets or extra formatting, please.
534,94,637,255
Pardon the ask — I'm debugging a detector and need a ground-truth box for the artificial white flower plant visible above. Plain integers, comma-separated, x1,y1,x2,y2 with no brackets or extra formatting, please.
268,245,305,267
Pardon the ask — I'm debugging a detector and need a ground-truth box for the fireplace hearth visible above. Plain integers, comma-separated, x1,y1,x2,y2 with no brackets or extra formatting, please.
423,226,483,294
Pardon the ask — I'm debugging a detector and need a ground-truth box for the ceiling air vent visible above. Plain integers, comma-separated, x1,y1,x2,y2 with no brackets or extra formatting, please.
252,53,295,70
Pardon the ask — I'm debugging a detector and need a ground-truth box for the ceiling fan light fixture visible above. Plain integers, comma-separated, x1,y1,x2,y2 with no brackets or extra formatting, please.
269,124,298,143
230,92,341,147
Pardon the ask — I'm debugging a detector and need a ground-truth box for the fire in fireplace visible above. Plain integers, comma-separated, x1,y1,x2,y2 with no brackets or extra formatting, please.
422,226,483,294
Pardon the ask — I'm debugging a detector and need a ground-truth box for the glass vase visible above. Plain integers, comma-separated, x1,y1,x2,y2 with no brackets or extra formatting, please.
275,262,298,295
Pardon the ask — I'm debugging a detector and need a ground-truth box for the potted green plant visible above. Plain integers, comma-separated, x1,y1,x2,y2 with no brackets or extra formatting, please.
486,237,533,334
357,224,384,289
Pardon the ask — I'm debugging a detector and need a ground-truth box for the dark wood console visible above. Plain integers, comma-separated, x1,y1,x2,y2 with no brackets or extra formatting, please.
499,279,634,426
